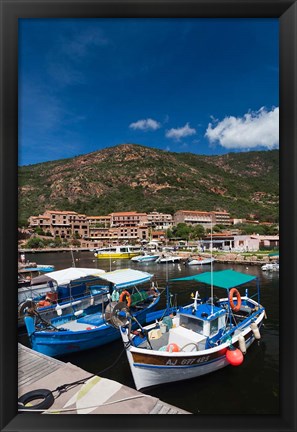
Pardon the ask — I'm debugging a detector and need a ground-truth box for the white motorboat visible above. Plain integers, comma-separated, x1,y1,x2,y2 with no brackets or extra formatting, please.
155,255,182,264
186,257,215,266
131,254,160,263
261,262,279,271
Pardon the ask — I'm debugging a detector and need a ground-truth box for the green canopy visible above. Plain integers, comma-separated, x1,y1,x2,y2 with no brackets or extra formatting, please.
170,269,256,290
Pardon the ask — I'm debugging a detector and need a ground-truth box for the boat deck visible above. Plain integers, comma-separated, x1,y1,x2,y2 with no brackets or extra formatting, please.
18,344,190,414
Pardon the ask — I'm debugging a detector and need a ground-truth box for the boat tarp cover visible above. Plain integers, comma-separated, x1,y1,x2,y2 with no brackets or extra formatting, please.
31,267,105,286
97,269,153,289
170,269,256,289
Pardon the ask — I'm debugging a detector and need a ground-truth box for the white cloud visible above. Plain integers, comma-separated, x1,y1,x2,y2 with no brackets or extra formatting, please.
165,123,196,140
129,118,161,131
205,107,279,150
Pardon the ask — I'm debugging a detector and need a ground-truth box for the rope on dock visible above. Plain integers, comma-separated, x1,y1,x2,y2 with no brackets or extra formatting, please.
18,394,149,413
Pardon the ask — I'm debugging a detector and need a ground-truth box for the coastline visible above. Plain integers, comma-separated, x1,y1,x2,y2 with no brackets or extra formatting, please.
18,247,277,266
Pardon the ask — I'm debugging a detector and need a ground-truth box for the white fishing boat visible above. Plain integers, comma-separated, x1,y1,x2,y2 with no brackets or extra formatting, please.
185,257,215,266
107,269,266,390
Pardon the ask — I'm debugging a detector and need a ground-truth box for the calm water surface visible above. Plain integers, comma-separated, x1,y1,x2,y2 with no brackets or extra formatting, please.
19,251,279,415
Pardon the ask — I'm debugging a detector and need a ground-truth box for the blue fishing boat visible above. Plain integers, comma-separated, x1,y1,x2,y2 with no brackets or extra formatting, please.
109,269,266,390
23,269,161,357
18,267,107,327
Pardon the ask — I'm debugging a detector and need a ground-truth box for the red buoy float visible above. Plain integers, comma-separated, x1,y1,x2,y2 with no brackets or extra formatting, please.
226,345,244,366
166,343,180,352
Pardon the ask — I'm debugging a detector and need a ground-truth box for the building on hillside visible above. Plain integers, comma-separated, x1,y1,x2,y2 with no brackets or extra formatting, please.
110,212,148,227
28,209,150,245
150,230,166,242
147,212,173,229
87,215,111,228
210,211,231,226
174,210,213,227
90,225,149,245
28,214,51,232
29,210,89,239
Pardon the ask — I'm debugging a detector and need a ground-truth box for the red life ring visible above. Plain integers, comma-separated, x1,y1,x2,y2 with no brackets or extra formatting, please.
229,288,242,312
119,290,131,307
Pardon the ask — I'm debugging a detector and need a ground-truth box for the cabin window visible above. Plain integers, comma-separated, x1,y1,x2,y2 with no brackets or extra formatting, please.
210,318,219,336
180,314,204,334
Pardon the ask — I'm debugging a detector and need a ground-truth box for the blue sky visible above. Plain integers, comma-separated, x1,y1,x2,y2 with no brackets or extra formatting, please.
18,18,279,166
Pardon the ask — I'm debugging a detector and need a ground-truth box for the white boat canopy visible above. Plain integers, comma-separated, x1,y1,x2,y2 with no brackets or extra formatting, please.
97,268,153,289
31,267,105,286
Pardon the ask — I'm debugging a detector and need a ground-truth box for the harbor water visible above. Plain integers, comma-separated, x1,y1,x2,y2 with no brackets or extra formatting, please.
18,251,279,415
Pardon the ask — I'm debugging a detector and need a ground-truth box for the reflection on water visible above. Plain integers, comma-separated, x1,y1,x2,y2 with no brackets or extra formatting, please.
19,251,279,415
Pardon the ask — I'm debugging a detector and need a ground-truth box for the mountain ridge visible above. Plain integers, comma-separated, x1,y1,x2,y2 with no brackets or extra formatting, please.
18,143,279,225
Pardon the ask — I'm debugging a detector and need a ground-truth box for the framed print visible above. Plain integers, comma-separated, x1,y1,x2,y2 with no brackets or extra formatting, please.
0,1,296,431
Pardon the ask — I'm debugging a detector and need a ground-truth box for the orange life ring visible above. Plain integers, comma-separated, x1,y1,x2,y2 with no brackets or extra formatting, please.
229,288,241,312
119,290,131,307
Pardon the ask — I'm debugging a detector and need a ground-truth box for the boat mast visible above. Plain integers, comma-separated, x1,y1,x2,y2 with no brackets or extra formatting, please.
109,243,112,272
165,239,170,313
210,218,214,314
70,248,75,267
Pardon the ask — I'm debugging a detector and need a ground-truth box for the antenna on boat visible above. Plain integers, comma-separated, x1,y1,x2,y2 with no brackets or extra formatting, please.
210,218,214,314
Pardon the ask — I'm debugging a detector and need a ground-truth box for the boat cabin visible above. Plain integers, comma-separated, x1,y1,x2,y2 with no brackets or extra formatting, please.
179,304,227,338
135,303,227,352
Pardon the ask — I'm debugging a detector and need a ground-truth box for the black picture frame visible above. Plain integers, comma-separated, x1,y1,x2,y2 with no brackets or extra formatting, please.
1,1,296,431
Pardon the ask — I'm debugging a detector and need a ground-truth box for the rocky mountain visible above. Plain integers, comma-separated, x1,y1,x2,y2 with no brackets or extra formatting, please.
18,143,279,225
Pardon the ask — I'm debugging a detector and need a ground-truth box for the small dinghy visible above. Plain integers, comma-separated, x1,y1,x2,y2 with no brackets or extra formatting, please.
106,269,266,390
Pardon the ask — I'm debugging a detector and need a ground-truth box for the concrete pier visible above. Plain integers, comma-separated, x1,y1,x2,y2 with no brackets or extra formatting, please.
18,344,190,414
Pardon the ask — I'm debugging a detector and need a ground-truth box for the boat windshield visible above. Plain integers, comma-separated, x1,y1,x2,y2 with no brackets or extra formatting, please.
179,314,204,335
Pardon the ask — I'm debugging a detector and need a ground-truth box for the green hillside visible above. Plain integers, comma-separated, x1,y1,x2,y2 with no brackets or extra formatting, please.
18,143,279,226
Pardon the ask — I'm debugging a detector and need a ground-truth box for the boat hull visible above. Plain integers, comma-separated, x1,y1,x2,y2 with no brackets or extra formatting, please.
186,258,215,266
95,252,140,259
131,255,159,262
157,257,182,264
123,311,265,390
27,296,160,357
18,292,108,328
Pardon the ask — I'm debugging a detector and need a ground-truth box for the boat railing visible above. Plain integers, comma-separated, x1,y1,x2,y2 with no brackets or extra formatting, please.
220,307,265,343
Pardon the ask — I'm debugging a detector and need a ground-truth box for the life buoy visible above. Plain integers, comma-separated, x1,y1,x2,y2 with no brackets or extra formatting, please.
119,290,131,307
18,389,54,412
229,288,242,312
